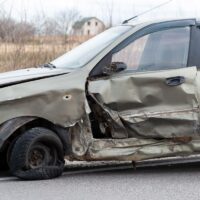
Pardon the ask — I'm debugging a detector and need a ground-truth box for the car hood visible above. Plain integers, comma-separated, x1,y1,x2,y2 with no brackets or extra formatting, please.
0,67,72,87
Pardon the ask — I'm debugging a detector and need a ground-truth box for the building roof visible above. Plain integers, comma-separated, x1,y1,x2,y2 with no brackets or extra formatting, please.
73,17,103,30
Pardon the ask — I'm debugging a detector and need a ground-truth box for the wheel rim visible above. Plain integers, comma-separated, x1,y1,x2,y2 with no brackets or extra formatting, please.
28,143,57,169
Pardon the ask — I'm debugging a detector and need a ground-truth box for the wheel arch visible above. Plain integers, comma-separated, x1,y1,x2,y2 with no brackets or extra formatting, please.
0,116,71,159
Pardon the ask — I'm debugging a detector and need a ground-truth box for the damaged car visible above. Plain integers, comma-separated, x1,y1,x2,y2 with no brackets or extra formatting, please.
0,18,200,180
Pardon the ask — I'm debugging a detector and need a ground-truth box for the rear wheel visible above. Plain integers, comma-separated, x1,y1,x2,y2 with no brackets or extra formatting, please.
9,127,65,180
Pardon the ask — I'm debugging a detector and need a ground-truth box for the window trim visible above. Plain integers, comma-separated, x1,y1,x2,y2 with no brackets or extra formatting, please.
187,25,200,67
90,19,194,77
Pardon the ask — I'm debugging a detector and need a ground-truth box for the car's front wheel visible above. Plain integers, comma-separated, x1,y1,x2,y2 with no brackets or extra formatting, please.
9,127,65,180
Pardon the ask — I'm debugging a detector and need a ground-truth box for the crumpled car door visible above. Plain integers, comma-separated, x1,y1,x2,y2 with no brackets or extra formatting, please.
88,66,199,139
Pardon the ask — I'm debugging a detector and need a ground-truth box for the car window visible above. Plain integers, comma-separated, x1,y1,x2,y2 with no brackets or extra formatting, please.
51,26,131,69
112,27,190,72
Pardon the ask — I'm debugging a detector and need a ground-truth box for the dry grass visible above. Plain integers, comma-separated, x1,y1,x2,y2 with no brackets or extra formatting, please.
0,35,90,72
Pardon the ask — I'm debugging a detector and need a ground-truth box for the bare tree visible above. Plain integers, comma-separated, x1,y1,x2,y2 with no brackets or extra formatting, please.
98,0,115,27
31,13,46,36
56,8,81,43
0,6,84,72
42,18,59,36
0,17,15,41
13,21,35,42
106,0,114,27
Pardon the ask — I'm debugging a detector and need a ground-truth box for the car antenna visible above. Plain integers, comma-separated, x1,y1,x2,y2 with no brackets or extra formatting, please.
122,0,173,24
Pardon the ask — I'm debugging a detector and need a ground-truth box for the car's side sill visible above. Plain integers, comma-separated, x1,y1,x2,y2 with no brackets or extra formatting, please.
135,154,200,168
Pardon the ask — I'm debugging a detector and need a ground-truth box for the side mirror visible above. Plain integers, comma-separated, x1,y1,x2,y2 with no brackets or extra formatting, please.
103,62,127,75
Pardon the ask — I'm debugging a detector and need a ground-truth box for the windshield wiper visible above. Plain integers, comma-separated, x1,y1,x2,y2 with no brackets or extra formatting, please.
43,63,56,69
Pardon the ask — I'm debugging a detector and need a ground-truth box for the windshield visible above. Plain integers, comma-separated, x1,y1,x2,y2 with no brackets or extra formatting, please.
51,26,131,69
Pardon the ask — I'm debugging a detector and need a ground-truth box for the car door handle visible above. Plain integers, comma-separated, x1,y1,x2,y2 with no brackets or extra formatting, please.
165,76,185,86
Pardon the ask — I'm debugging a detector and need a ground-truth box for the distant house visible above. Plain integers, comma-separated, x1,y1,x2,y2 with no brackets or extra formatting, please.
72,17,105,36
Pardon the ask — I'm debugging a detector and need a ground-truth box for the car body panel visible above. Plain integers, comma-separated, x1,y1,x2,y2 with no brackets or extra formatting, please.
0,69,89,127
87,137,200,161
0,67,71,87
88,67,199,139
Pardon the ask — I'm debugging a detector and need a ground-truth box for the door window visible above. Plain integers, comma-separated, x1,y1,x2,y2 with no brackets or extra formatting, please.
112,27,190,71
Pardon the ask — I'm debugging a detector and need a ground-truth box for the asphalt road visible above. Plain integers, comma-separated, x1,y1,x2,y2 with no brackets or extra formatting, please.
0,162,200,200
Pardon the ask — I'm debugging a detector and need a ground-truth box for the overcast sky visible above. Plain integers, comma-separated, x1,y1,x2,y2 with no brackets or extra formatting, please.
1,0,200,25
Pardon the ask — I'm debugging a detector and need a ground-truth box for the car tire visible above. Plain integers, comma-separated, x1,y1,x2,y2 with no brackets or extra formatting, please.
9,127,65,180
0,151,9,171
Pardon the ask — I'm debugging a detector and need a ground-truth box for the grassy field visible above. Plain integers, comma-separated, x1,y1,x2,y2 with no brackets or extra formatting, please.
0,35,89,72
